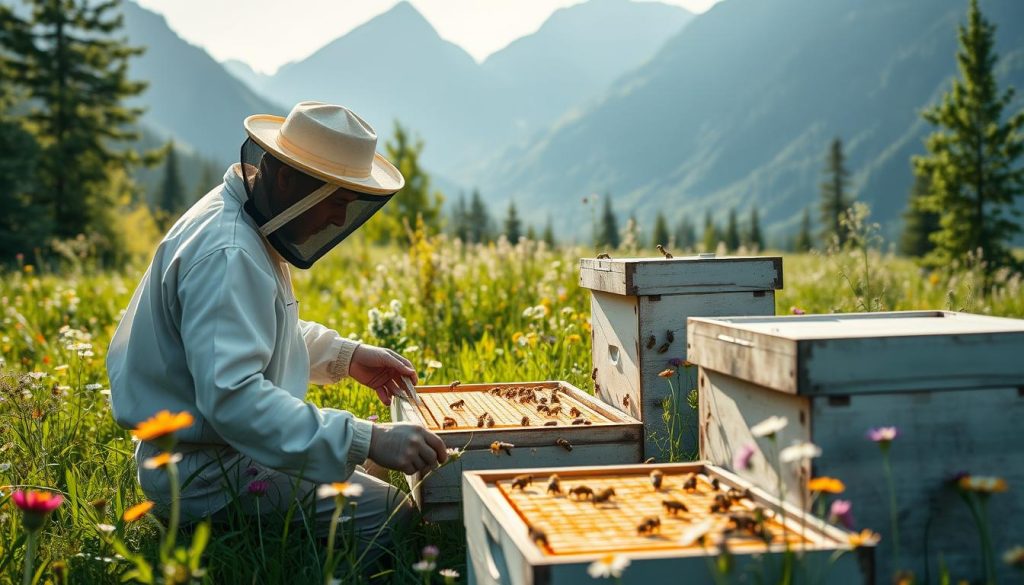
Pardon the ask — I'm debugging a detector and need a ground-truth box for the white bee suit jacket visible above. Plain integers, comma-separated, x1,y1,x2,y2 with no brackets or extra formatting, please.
106,165,371,519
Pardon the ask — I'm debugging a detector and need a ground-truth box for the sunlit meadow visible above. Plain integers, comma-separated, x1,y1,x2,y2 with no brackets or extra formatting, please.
1,227,1023,583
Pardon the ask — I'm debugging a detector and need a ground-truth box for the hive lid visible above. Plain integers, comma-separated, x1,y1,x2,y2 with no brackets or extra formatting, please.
579,255,783,296
686,311,1024,395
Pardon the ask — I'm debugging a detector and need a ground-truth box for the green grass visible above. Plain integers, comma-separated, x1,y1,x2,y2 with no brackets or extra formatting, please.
1,234,1022,584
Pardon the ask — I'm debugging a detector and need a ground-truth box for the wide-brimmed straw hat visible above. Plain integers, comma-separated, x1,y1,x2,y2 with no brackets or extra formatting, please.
243,101,404,195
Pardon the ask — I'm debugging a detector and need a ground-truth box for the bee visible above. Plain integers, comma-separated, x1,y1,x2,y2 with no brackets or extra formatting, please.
521,416,531,426
528,526,549,548
569,406,582,418
656,244,673,259
511,474,533,490
546,474,561,495
504,389,518,399
555,438,572,451
485,416,495,428
550,393,560,405
592,487,615,505
489,387,502,396
442,416,457,429
449,399,466,410
646,335,656,349
539,396,548,405
710,502,723,514
544,421,558,427
518,394,534,404
666,329,675,343
490,441,514,456
656,342,671,353
449,380,461,390
683,474,698,491
622,394,630,408
596,252,612,260
714,494,732,512
728,514,758,533
548,405,562,417
650,469,664,490
727,488,753,503
711,478,721,491
537,404,550,414
662,499,688,515
571,417,587,425
637,516,661,535
476,412,490,427
568,485,593,500
591,367,598,381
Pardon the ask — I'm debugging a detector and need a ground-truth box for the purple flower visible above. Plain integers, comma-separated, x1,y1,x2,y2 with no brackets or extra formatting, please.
829,499,855,529
247,480,269,497
667,357,685,367
790,306,806,315
367,414,379,423
422,544,440,560
733,443,757,471
867,427,899,443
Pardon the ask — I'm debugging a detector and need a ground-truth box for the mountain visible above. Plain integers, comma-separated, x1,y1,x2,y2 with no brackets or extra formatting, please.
120,1,285,163
222,59,271,95
481,0,692,148
470,0,1024,243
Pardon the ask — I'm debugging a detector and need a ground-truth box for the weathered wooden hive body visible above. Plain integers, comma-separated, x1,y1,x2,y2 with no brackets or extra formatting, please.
463,462,873,585
688,310,1024,582
579,255,783,460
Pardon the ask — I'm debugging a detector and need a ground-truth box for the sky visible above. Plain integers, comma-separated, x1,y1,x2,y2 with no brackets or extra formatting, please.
134,0,722,74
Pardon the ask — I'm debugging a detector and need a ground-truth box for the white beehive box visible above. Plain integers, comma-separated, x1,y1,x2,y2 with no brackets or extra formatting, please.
579,254,783,461
463,461,874,585
689,310,1024,583
391,381,642,521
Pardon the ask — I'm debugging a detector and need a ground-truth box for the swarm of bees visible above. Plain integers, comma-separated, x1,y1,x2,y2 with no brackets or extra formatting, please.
437,384,591,430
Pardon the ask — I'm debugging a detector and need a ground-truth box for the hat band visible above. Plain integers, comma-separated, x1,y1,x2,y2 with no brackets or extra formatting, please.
276,133,373,179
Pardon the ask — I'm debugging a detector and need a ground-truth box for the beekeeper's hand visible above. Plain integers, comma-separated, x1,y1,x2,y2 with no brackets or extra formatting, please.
349,344,418,406
368,423,448,475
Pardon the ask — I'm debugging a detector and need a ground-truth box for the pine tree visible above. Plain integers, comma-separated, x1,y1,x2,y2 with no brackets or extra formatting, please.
819,137,852,247
724,208,740,252
597,195,620,249
542,217,556,248
701,211,718,252
747,206,765,251
468,189,493,244
675,216,696,250
1,0,150,262
794,208,813,252
368,121,444,243
913,0,1024,274
899,174,940,258
156,141,185,230
504,201,522,243
526,225,537,241
450,193,469,242
652,211,670,248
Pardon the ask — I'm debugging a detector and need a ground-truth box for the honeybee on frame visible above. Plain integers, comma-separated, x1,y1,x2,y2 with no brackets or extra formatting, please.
521,416,531,426
442,416,456,429
650,469,664,490
569,406,581,418
449,399,465,410
637,516,661,535
449,380,461,390
511,474,533,490
592,487,615,505
662,499,688,515
546,474,561,495
568,485,593,500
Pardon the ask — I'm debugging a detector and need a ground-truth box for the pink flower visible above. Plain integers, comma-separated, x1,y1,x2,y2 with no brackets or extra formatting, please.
12,490,63,531
867,427,899,444
367,414,379,422
790,306,806,315
733,443,757,471
247,480,269,497
422,544,440,560
830,499,855,529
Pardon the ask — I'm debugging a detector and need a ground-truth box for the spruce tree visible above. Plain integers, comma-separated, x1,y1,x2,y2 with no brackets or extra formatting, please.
899,174,940,258
701,211,719,252
542,217,556,248
794,208,813,252
675,216,696,250
526,225,537,241
368,121,444,243
450,193,469,242
652,211,670,248
819,137,852,247
724,208,740,252
913,0,1024,274
504,201,522,243
1,0,150,262
747,206,765,251
156,141,185,230
597,195,620,249
468,189,493,244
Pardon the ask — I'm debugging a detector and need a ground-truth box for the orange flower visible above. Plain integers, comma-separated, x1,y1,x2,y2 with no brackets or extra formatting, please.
808,477,846,494
142,452,183,470
123,501,154,522
848,529,880,548
658,369,676,378
958,475,1008,494
132,410,194,446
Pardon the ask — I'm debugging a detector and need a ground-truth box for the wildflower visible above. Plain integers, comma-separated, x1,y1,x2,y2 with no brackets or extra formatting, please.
566,334,582,344
1004,546,1024,567
587,554,630,578
733,443,756,471
132,410,194,450
11,489,63,531
54,365,68,372
412,560,436,573
780,441,822,463
658,368,676,378
750,416,788,438
808,477,845,494
247,480,269,497
96,523,116,534
142,452,183,470
422,544,440,560
367,414,379,422
0,462,10,473
678,518,715,547
122,501,154,522
848,529,880,548
427,360,443,369
958,475,1009,494
317,482,364,500
439,568,459,583
85,383,103,391
790,306,806,315
867,426,899,444
830,499,855,529
446,447,463,461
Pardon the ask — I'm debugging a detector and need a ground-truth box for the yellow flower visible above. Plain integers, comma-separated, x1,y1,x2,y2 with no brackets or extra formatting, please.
808,477,845,494
132,410,194,443
958,475,1009,494
317,482,364,499
123,501,154,522
142,452,183,470
23,265,33,274
526,332,539,346
566,334,582,344
848,529,880,548
512,332,524,344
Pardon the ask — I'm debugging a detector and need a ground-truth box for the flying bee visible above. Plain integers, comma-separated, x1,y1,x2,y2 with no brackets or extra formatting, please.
622,394,631,408
511,474,533,490
449,399,466,410
683,474,698,491
490,441,514,456
568,485,593,500
592,487,615,505
442,416,457,429
646,334,656,349
546,474,561,495
650,469,664,490
662,499,688,515
596,252,611,259
528,526,549,548
656,244,673,259
485,416,495,428
571,417,587,425
569,406,581,418
521,416,531,426
637,516,661,535
656,342,671,354
449,380,461,390
555,438,573,451
548,405,562,417
544,421,558,427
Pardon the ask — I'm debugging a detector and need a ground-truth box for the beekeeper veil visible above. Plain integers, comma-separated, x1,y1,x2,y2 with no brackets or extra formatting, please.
240,102,404,268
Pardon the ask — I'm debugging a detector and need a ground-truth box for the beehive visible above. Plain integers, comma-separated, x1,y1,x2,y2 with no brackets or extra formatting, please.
689,310,1024,582
579,254,783,460
391,381,642,521
463,462,873,585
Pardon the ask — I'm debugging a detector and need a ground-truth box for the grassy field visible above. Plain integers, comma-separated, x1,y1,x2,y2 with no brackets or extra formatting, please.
1,232,1022,584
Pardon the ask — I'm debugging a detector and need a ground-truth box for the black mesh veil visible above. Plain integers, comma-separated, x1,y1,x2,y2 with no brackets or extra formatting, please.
240,138,393,268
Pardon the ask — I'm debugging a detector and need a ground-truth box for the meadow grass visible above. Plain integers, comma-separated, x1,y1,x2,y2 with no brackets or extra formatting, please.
1,234,1022,584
